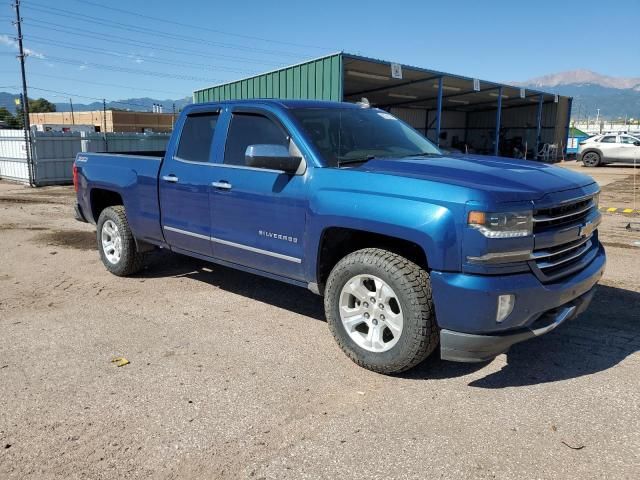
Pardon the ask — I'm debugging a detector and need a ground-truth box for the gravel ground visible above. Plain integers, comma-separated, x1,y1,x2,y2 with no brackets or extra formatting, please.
0,166,639,479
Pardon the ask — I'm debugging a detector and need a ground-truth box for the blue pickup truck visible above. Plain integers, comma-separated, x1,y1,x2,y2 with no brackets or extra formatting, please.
73,100,605,374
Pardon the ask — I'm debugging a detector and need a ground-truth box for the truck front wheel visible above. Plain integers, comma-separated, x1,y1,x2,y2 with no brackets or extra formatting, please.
96,206,144,276
324,248,438,374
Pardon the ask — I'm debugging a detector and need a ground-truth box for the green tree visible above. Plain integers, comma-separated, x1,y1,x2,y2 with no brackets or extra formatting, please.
0,107,20,128
14,97,57,125
28,97,57,113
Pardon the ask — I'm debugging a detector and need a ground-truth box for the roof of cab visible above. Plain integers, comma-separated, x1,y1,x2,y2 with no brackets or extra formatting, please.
187,99,360,110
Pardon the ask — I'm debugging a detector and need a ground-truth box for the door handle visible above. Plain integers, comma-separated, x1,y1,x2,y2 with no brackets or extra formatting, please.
162,175,179,183
212,181,232,190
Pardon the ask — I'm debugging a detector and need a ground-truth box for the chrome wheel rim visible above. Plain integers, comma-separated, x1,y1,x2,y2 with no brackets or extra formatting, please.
583,152,599,166
101,220,122,264
339,274,403,353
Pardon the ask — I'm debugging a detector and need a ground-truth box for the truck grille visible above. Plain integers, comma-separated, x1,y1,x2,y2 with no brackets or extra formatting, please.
533,195,597,233
530,194,600,282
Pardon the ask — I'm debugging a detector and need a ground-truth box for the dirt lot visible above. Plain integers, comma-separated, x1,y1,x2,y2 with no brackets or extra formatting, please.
0,164,639,479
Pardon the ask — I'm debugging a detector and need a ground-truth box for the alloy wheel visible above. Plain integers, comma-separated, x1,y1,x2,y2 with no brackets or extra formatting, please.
339,274,404,353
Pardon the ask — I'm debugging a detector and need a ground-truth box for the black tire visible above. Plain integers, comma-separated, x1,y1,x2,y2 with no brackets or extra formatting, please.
582,151,601,167
324,248,438,374
96,206,144,276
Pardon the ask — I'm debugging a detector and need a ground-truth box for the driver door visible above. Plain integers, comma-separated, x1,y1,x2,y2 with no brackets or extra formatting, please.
209,108,308,281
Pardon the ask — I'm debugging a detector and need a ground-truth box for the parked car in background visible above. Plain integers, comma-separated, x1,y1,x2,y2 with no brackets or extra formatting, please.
73,100,605,374
578,133,640,166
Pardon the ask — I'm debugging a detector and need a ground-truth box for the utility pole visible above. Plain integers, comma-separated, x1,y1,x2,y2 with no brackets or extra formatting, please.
69,98,75,125
13,0,34,186
172,102,176,128
102,98,108,152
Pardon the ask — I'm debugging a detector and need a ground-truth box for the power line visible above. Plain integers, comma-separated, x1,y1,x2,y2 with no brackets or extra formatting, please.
23,3,317,58
0,70,188,97
65,0,332,51
19,36,260,75
27,86,159,110
26,53,223,83
21,19,285,66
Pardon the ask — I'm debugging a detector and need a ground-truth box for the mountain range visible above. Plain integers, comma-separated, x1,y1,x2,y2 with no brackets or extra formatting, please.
0,93,192,116
514,70,640,91
2,70,640,120
511,70,640,119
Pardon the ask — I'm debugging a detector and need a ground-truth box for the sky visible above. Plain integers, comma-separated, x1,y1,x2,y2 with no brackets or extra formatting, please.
0,0,639,105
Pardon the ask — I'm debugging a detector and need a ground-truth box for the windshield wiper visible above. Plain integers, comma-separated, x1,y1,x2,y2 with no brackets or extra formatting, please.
400,152,440,158
337,155,377,166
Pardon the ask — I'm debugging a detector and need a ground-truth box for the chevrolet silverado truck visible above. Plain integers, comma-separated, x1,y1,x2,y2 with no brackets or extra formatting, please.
73,100,605,374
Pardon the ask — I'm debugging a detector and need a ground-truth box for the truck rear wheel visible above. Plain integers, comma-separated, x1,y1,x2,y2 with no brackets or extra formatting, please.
96,206,144,276
324,248,438,374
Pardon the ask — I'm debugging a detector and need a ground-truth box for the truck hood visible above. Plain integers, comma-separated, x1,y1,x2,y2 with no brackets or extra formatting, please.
355,154,596,202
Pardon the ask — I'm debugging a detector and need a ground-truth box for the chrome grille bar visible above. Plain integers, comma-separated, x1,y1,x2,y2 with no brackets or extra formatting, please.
531,234,593,260
535,239,593,270
533,200,596,223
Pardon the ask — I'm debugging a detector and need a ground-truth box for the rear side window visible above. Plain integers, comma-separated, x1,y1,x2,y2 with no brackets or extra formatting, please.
600,135,617,143
176,113,218,162
620,136,639,144
224,113,289,166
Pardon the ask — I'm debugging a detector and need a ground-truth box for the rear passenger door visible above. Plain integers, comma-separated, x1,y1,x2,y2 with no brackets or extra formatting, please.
619,135,640,163
159,110,219,257
209,108,308,281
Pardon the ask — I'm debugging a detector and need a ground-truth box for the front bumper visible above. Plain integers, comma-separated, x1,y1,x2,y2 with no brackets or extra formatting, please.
440,286,595,362
430,243,605,362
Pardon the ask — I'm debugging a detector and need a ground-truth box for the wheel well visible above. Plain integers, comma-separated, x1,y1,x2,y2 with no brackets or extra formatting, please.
316,227,428,293
582,148,602,158
90,188,123,222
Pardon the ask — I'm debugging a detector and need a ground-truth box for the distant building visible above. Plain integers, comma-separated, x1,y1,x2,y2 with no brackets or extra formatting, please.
29,110,175,133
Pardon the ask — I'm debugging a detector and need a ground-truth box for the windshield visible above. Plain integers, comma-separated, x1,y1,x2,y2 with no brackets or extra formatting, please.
291,107,441,167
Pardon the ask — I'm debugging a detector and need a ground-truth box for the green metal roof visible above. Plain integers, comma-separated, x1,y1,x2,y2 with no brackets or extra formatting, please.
569,127,589,137
193,53,342,103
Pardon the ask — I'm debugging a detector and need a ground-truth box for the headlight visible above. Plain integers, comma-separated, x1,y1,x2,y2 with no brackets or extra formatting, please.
468,210,533,238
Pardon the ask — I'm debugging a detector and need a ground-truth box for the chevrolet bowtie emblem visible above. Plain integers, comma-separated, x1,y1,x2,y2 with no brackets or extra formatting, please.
579,221,596,238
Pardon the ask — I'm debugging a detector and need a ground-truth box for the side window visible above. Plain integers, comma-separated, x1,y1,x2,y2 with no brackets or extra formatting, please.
224,113,289,166
176,113,218,162
620,136,638,144
600,135,617,143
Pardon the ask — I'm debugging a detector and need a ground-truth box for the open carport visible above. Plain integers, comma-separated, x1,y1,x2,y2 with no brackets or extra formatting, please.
194,52,572,159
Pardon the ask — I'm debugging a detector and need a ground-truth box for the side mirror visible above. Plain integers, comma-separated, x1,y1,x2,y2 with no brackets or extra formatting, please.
634,141,640,146
245,144,302,174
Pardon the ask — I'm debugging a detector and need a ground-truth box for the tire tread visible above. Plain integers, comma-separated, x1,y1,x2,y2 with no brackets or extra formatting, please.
97,206,144,276
324,248,438,374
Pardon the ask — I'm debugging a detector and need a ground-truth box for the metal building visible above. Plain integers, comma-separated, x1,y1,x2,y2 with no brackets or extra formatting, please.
194,52,572,159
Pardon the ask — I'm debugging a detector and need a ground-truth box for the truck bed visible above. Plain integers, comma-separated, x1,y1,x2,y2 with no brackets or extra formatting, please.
75,151,165,244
